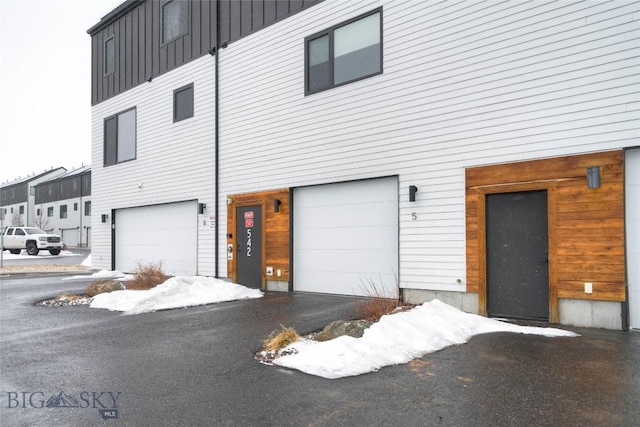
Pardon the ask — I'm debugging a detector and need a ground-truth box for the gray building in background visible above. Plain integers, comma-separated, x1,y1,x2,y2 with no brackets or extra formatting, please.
34,166,92,248
0,168,67,228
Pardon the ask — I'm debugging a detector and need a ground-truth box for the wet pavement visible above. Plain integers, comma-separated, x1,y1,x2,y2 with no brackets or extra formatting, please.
1,274,638,426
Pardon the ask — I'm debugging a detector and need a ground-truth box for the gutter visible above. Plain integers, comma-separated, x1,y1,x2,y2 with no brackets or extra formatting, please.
214,0,220,278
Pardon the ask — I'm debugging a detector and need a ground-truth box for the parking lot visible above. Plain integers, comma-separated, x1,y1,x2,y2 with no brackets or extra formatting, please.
1,271,639,426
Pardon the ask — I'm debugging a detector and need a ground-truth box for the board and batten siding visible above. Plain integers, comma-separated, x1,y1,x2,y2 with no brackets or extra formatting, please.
216,0,640,287
91,54,217,275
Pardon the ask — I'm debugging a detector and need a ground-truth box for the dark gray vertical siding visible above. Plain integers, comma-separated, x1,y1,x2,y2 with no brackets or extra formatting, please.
229,1,241,41
34,172,92,205
219,1,230,44
82,173,92,196
90,0,322,105
241,1,252,36
125,12,133,90
264,1,277,24
192,0,201,56
1,184,27,205
252,0,264,29
145,2,153,81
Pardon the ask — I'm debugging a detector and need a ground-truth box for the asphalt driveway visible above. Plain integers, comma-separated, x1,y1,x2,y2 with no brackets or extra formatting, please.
1,275,638,426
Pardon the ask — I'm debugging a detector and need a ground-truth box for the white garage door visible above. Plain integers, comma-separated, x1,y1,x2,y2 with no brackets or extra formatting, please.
293,177,398,297
627,149,640,329
116,201,197,276
62,229,79,248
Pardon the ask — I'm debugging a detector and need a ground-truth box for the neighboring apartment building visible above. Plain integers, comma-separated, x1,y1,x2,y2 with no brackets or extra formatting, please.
88,0,640,330
0,168,67,227
34,166,92,248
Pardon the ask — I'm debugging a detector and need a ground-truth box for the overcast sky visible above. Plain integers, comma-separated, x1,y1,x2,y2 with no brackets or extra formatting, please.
0,0,123,184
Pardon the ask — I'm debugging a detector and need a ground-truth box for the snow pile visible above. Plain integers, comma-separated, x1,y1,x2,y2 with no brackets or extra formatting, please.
81,254,92,267
273,299,579,379
90,276,263,315
62,269,132,281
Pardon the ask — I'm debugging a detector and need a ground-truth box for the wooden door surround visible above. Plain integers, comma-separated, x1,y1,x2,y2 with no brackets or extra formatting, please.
466,151,625,323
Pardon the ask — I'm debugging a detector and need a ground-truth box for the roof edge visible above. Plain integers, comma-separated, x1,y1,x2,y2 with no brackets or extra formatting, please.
87,0,144,35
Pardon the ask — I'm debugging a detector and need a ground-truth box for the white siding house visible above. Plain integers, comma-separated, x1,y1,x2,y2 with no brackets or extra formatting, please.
90,55,217,275
217,0,639,327
90,0,639,329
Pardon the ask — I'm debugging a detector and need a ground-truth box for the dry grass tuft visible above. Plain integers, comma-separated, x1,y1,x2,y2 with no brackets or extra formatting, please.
125,261,171,290
353,276,401,322
263,325,301,351
54,292,87,302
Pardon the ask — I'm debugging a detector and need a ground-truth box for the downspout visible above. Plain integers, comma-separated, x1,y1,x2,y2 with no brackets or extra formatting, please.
214,0,220,278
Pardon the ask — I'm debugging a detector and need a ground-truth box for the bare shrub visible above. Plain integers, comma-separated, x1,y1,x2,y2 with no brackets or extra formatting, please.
263,325,301,351
125,261,170,290
353,275,401,322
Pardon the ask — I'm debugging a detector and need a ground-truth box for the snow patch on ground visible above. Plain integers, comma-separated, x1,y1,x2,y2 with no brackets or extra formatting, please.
273,299,579,379
90,276,263,315
1,249,80,259
62,268,133,281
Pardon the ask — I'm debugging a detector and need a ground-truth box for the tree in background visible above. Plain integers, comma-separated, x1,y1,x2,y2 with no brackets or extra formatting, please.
33,207,50,230
11,213,24,226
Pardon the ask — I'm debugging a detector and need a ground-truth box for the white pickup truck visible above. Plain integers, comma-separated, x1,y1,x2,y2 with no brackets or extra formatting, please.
1,226,63,256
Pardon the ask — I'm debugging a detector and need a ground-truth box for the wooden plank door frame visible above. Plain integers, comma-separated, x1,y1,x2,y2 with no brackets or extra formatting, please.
475,182,559,323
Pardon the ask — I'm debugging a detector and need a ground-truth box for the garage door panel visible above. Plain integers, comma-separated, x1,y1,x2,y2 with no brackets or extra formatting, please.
296,201,397,228
62,229,79,247
295,225,397,250
116,201,197,276
294,177,398,297
295,248,397,273
296,271,398,296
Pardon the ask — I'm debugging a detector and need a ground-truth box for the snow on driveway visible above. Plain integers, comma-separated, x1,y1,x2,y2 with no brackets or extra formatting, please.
273,299,579,379
90,276,263,315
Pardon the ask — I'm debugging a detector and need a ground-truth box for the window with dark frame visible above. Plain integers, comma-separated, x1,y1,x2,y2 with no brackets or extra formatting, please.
104,108,137,167
104,36,115,75
85,201,91,216
162,0,189,44
305,9,382,95
47,207,53,217
19,205,24,215
74,203,78,211
60,205,68,219
174,83,194,122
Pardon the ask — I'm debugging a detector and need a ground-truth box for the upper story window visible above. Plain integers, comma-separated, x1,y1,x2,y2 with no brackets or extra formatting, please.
85,201,91,216
104,108,137,167
174,83,194,122
162,0,189,44
60,205,68,219
19,205,24,215
305,9,382,95
47,207,54,217
104,36,115,75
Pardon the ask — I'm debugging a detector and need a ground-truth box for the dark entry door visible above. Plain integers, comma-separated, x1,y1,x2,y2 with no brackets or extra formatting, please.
486,190,549,320
236,205,263,288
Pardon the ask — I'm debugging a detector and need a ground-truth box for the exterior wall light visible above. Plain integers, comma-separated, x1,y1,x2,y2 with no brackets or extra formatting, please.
587,166,600,189
101,214,109,223
409,185,418,202
274,199,282,213
198,203,206,214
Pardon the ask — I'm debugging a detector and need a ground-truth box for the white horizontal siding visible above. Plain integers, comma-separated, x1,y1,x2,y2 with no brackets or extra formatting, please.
217,0,640,290
91,55,217,275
